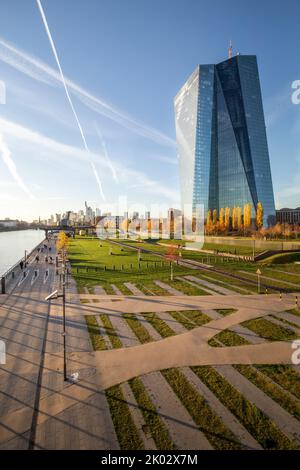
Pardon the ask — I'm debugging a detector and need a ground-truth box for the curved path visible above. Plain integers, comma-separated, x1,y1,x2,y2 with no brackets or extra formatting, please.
67,293,299,390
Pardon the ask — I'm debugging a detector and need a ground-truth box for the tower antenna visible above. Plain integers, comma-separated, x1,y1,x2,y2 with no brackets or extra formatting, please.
228,40,233,59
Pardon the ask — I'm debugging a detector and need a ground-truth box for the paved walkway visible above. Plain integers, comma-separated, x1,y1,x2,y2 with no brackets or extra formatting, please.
1,255,299,450
65,294,297,391
0,239,55,449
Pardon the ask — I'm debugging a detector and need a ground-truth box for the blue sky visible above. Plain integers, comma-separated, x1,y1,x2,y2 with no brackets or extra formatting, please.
0,0,299,220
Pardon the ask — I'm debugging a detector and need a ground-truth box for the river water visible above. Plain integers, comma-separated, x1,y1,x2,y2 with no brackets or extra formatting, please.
0,229,45,276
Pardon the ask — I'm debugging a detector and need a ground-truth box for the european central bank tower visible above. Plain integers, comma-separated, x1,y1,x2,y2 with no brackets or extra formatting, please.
174,50,276,226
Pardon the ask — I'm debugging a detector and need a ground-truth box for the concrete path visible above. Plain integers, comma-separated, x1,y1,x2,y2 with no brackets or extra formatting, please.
104,309,213,449
273,311,300,328
177,277,216,295
76,292,296,315
154,280,185,296
67,295,297,391
182,367,262,450
200,273,252,294
214,365,300,446
141,372,213,450
93,286,106,295
124,282,144,296
184,275,238,295
111,284,122,295
120,382,156,450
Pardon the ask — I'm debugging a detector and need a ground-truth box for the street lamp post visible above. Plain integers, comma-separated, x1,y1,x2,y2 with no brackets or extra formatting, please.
61,249,67,381
256,268,261,294
62,276,67,381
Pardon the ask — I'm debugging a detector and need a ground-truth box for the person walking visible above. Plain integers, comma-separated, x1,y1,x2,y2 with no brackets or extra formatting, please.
19,260,24,270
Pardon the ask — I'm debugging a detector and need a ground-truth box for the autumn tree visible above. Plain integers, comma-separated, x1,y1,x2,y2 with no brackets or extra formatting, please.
256,202,263,229
213,209,217,225
237,207,242,230
219,208,225,229
232,207,237,230
225,207,231,229
56,231,69,252
206,210,212,229
243,203,252,228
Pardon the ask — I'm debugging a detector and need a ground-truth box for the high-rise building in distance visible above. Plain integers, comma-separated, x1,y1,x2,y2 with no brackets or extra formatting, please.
174,53,276,226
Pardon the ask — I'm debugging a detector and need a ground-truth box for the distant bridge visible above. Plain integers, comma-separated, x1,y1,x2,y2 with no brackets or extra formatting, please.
38,225,96,238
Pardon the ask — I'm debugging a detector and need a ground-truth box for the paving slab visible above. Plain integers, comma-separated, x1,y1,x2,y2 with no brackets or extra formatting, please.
214,365,300,446
185,275,238,295
124,283,145,296
154,280,185,296
141,372,213,450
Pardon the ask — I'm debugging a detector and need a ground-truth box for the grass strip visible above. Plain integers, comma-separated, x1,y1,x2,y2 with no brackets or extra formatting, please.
84,315,142,449
210,329,300,425
235,365,300,422
142,313,175,338
215,309,237,316
242,318,298,341
256,365,300,400
113,283,132,295
168,311,195,330
208,329,248,347
169,279,209,296
84,315,106,351
287,308,300,318
103,310,175,449
169,310,210,330
99,314,123,348
105,384,145,450
129,377,175,450
161,368,241,449
123,313,153,344
191,366,295,449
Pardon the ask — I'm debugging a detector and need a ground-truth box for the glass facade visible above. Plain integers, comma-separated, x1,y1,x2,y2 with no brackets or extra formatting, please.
174,55,276,226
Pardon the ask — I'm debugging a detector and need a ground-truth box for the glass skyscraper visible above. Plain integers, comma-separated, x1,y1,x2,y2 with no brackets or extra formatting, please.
174,55,276,226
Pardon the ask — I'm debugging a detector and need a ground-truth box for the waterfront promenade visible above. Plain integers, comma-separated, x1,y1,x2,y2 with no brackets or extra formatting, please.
0,240,118,449
0,241,299,450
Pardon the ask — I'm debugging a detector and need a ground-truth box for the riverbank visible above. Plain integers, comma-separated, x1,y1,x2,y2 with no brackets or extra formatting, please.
0,229,45,277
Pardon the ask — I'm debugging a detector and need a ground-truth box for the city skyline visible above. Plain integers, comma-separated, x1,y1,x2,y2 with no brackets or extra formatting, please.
0,0,300,221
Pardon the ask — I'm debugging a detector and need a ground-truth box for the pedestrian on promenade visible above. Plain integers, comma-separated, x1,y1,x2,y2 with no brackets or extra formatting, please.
35,255,39,263
19,260,24,270
45,256,48,263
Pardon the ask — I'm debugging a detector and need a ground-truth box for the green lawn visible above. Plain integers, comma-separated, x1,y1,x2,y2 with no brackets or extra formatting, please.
68,237,203,293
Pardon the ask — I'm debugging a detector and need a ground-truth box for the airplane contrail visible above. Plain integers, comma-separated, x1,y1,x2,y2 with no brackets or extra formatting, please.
0,133,34,198
36,0,105,200
0,37,176,148
94,123,119,184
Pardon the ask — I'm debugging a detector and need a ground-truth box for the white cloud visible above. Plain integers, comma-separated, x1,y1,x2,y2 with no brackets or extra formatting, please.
0,116,178,202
